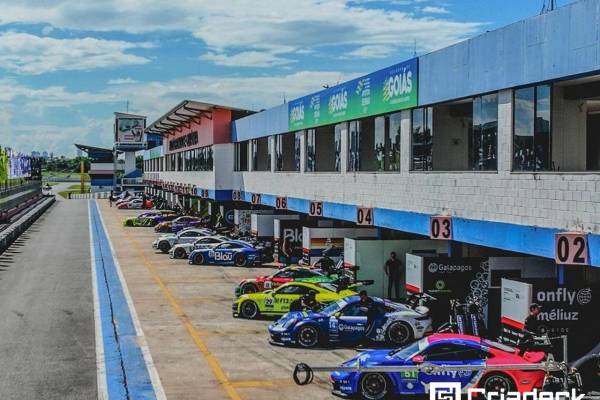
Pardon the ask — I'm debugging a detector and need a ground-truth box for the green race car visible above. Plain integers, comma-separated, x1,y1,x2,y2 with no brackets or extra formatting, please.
122,211,176,227
235,267,337,296
232,281,357,319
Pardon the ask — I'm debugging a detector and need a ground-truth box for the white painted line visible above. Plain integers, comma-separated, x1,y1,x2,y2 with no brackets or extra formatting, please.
95,201,167,400
88,200,108,400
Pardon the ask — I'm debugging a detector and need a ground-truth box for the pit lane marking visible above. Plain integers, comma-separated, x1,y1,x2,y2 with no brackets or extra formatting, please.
120,226,242,400
230,378,294,388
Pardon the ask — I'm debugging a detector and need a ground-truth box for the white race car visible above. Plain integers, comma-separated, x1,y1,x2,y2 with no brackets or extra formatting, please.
152,228,214,253
169,235,229,259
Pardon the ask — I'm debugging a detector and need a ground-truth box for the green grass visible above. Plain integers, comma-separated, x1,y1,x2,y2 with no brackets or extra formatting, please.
67,184,90,191
43,171,91,181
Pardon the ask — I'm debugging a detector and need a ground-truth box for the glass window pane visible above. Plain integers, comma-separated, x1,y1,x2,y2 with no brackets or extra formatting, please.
334,124,343,172
513,87,535,171
411,108,433,171
306,130,315,172
348,121,359,171
388,112,401,171
374,116,386,171
294,131,302,171
535,85,551,171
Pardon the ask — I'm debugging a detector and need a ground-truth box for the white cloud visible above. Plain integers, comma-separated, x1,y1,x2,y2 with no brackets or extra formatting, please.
422,6,450,14
107,77,139,85
0,32,153,74
345,44,397,59
0,1,481,65
200,51,296,68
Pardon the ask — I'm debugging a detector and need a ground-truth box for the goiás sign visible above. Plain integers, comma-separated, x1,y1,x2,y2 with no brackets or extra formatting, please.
288,58,418,130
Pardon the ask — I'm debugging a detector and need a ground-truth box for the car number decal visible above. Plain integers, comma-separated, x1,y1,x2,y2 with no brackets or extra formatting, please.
265,298,274,307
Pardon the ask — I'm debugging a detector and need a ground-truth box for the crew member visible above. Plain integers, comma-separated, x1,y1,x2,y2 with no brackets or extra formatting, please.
300,291,320,312
518,303,542,354
109,190,114,207
281,236,292,266
384,251,403,300
313,249,336,276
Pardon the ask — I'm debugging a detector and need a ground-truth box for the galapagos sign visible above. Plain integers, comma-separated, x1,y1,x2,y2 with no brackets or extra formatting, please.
288,58,418,130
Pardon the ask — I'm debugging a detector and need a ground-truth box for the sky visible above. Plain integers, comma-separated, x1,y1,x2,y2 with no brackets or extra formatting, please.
0,0,576,156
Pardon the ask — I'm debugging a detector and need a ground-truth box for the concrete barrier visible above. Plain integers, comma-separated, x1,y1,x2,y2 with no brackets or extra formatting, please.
0,197,55,254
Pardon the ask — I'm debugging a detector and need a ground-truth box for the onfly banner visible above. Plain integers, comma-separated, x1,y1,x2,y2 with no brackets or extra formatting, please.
288,58,418,131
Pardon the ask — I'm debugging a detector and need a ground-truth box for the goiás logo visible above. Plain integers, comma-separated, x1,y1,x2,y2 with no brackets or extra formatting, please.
383,67,413,103
328,89,348,115
290,103,304,123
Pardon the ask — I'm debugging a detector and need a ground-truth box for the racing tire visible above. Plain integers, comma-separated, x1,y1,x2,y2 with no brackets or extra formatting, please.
241,283,258,294
358,373,393,400
125,220,133,227
174,247,187,259
385,321,413,347
234,253,247,267
158,241,171,253
240,301,259,319
193,253,205,265
480,373,516,396
296,325,320,348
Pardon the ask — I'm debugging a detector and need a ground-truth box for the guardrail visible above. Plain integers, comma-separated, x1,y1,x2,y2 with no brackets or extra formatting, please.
69,192,110,199
0,182,42,213
0,197,55,254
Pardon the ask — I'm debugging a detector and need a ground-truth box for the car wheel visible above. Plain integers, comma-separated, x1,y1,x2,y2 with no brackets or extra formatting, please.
159,241,171,253
234,253,247,267
193,253,205,265
359,373,392,400
241,283,257,294
296,325,320,348
174,247,186,259
240,301,259,319
480,373,516,397
385,321,413,346
125,220,133,226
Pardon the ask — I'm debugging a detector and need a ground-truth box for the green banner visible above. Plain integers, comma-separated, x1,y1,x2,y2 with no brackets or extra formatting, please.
288,58,418,131
0,148,7,181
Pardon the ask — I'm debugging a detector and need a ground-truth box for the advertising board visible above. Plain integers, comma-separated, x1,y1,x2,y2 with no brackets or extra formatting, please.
288,58,418,131
115,113,146,145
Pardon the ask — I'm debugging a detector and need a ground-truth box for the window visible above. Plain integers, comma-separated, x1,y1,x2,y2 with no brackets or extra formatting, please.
411,107,433,171
422,344,486,361
306,129,316,172
276,285,309,295
275,132,301,172
348,114,402,172
341,303,368,317
471,94,498,170
252,137,270,171
234,141,249,171
513,84,552,171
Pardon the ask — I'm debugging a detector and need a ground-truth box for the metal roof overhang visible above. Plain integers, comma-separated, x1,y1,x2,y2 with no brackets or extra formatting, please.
145,100,251,137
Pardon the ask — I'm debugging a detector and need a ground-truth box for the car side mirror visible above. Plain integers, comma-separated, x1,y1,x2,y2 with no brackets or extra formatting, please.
334,312,342,318
411,355,425,364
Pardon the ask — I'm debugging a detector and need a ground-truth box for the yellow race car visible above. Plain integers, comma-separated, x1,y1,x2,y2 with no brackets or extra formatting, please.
232,281,356,319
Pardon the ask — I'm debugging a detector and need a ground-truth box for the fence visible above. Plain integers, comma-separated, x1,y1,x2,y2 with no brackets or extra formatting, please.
69,192,110,199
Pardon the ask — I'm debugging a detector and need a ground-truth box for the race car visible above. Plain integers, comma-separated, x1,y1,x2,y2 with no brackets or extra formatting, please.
232,281,356,319
168,235,228,259
117,198,144,209
122,211,177,227
268,295,432,348
235,267,334,296
154,216,202,233
152,228,214,253
330,333,547,399
188,240,262,267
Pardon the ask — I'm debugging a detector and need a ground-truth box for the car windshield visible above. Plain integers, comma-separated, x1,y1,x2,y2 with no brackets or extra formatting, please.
389,338,425,359
316,282,338,292
320,299,347,315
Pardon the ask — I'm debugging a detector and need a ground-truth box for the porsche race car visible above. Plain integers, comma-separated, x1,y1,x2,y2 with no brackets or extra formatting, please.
188,240,262,267
232,281,356,319
268,295,432,348
330,333,547,399
152,228,214,253
154,216,203,233
235,267,335,296
123,211,177,227
117,198,144,209
168,235,229,259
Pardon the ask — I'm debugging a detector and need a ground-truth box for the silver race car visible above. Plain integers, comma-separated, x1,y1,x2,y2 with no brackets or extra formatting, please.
152,228,214,253
169,235,229,259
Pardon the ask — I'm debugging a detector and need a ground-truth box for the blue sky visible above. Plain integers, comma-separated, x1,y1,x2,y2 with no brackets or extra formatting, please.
0,0,575,156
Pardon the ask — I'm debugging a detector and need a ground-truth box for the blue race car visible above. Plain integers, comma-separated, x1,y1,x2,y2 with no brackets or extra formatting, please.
329,333,547,399
269,296,432,348
188,240,262,267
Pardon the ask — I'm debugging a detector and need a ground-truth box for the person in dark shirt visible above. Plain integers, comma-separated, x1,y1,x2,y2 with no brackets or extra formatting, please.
384,252,403,300
523,303,542,334
313,253,335,276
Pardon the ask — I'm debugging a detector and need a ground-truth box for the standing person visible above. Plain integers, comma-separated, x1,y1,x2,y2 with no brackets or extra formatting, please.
518,303,542,354
384,252,403,300
109,190,114,207
281,236,292,266
358,290,377,346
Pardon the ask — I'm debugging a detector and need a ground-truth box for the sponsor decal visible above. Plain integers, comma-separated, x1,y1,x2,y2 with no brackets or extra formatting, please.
429,383,584,400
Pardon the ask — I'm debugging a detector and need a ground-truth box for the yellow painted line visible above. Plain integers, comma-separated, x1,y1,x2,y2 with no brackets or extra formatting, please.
195,328,264,337
230,378,294,388
118,221,242,400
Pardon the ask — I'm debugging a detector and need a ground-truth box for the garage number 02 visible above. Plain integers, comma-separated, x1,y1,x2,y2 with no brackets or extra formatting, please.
555,232,588,265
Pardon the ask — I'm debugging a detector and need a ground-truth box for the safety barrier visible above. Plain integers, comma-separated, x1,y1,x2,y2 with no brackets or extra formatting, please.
0,196,55,254
69,192,110,199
